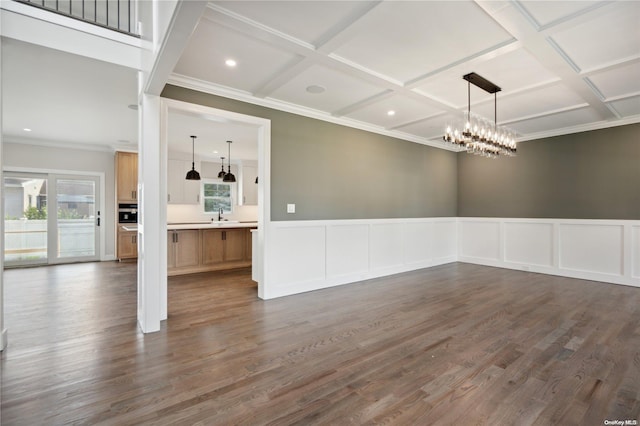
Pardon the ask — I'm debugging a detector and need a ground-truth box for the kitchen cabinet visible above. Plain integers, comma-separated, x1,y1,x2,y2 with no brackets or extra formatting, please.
116,152,138,260
116,152,138,202
202,228,245,265
168,226,254,276
168,159,200,204
117,229,137,260
168,230,200,270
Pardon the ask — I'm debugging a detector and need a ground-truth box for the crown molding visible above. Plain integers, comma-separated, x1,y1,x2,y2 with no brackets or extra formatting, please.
3,135,121,153
166,74,459,152
167,74,639,150
517,114,640,143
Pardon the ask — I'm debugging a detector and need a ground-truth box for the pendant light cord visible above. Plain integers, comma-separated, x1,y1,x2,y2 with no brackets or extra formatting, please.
191,136,196,168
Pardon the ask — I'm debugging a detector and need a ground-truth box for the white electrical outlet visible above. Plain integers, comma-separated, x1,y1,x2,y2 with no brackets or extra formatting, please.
287,204,296,213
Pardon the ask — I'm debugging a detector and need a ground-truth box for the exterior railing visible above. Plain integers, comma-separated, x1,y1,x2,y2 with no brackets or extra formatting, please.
13,0,139,37
5,219,95,262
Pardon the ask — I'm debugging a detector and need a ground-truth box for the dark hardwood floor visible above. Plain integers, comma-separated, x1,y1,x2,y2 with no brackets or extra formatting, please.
1,262,639,425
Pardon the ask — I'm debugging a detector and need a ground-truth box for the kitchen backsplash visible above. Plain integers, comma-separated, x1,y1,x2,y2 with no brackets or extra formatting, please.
167,204,258,223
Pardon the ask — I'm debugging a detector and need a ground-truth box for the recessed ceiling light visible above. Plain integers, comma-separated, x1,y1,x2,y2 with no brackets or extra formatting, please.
213,150,219,154
306,85,326,94
225,59,237,67
387,110,396,116
23,128,32,132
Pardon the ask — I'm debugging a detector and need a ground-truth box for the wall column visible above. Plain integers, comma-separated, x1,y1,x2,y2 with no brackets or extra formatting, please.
136,92,166,333
0,21,6,351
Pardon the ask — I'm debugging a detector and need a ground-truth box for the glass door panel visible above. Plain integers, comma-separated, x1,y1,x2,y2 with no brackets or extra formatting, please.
4,174,48,266
54,177,99,261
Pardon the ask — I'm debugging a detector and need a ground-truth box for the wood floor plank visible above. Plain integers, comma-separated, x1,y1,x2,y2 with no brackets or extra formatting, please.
1,262,639,425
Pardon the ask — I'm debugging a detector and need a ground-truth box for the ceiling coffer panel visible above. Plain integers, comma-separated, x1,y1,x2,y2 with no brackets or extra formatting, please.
330,1,514,84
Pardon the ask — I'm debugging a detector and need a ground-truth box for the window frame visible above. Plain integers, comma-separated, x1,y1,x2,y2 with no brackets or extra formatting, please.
202,179,234,215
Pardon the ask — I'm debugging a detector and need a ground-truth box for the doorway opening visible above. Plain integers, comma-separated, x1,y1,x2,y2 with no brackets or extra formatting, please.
160,98,271,305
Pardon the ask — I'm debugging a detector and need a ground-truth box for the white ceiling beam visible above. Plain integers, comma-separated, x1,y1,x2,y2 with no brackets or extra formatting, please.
475,0,616,121
144,1,208,96
202,3,460,115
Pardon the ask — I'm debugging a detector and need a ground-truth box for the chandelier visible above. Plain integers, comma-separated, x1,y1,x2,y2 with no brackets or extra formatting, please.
443,72,517,158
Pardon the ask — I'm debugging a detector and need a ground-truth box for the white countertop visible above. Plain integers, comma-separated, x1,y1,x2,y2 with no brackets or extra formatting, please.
167,221,258,230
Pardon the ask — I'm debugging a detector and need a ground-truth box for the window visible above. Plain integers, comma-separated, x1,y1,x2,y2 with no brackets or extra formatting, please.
203,181,233,214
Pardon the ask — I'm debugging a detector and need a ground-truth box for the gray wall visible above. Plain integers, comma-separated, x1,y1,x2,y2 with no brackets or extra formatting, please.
162,85,458,220
457,123,640,219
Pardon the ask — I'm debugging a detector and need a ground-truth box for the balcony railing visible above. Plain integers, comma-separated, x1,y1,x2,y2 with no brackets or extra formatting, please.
13,0,139,37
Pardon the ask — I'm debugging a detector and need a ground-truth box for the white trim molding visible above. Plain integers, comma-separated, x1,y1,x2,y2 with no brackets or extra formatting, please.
458,217,640,288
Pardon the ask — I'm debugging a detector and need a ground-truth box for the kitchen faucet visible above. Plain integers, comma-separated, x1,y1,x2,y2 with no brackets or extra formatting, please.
218,207,223,221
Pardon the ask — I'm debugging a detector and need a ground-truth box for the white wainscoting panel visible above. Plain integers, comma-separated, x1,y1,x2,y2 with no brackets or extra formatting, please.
458,218,639,288
633,226,640,279
326,224,369,279
262,218,639,299
263,218,458,299
433,220,457,261
269,225,326,290
459,220,501,261
504,222,554,267
370,223,405,272
559,224,624,276
403,222,432,266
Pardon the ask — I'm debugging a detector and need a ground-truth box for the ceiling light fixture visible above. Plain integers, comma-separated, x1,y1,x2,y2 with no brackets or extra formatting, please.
217,156,226,179
387,110,396,116
222,141,236,183
23,128,32,132
443,72,517,158
185,135,201,180
225,59,237,67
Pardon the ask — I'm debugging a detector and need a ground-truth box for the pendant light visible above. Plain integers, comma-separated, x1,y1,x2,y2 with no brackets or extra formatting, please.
222,140,236,182
217,157,226,179
185,135,201,180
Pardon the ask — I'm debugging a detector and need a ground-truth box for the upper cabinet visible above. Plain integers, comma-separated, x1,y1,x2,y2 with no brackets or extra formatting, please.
168,159,200,205
116,152,138,202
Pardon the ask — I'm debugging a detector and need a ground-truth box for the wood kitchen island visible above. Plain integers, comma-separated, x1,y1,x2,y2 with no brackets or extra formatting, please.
167,222,257,276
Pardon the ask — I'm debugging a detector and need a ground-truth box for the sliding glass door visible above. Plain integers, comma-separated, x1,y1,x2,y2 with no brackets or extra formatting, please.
4,172,100,267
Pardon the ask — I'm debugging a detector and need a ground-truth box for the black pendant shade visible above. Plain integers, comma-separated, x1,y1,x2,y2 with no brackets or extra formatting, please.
222,140,236,183
185,135,201,181
255,176,258,184
217,157,226,179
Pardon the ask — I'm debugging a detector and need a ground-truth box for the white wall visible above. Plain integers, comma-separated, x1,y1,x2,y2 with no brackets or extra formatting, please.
3,142,116,259
458,218,640,288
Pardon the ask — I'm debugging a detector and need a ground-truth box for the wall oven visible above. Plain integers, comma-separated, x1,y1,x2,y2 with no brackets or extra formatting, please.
118,203,138,223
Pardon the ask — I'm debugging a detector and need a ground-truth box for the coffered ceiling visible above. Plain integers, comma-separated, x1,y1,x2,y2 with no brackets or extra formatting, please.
2,1,638,155
170,0,640,149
